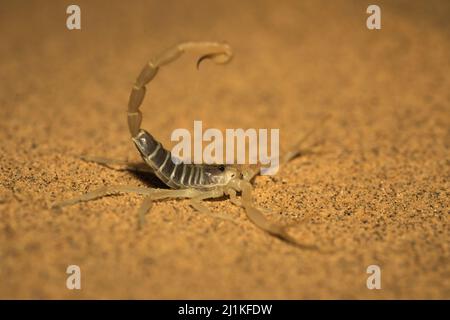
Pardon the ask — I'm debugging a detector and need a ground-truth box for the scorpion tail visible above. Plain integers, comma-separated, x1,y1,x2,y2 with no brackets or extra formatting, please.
127,41,233,137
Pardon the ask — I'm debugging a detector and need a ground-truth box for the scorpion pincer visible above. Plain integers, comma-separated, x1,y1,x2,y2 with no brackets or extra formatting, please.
55,41,319,250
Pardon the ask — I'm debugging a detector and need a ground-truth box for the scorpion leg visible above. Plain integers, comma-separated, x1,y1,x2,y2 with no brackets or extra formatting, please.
228,187,274,215
54,186,204,209
136,189,203,227
281,114,331,166
226,188,242,207
237,115,330,183
227,180,318,250
129,188,225,227
189,190,236,223
53,186,155,209
137,195,154,228
55,185,227,226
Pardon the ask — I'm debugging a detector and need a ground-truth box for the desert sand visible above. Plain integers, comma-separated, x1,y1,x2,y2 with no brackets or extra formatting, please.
0,0,449,299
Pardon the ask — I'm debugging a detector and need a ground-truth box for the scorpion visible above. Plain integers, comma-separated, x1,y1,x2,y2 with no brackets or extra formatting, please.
54,41,322,250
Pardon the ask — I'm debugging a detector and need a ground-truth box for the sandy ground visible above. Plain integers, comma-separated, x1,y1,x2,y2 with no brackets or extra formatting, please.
0,0,449,299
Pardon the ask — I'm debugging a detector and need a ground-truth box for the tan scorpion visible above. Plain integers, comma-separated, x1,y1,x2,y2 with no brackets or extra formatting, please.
54,41,322,250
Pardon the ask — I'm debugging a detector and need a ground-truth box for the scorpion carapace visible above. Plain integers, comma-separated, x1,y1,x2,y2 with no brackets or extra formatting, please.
54,41,322,251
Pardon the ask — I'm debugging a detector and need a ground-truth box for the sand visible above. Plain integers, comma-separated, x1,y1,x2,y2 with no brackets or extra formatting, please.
0,0,449,299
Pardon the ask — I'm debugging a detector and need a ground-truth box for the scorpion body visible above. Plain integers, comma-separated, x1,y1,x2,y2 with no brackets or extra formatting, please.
132,130,238,190
55,41,321,250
